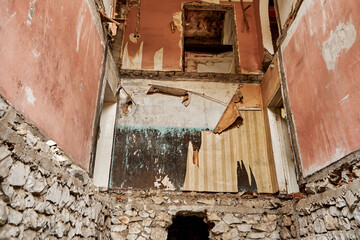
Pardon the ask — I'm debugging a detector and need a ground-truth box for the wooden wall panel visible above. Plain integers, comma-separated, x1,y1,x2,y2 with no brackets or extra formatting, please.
183,111,278,193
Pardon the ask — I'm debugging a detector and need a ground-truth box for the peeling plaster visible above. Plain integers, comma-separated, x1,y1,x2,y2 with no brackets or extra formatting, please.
321,20,356,70
26,0,38,26
259,0,274,54
202,0,220,4
122,41,144,70
153,48,163,70
25,87,36,106
173,11,183,68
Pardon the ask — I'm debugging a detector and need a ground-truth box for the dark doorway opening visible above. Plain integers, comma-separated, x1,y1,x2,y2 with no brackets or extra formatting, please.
167,212,214,240
269,0,280,51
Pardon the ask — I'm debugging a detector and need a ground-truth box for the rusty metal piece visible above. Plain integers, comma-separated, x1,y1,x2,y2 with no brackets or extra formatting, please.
213,86,243,134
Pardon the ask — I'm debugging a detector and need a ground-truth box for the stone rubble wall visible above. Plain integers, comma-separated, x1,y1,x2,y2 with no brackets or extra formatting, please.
0,97,112,239
295,178,360,239
0,95,359,240
107,191,285,240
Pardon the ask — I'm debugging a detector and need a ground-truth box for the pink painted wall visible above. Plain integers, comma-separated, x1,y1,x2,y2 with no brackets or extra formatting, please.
282,0,360,176
122,0,263,72
0,0,104,170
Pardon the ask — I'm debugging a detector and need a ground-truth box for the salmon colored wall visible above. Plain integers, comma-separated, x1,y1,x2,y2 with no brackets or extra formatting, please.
0,0,104,170
122,0,263,72
281,0,360,176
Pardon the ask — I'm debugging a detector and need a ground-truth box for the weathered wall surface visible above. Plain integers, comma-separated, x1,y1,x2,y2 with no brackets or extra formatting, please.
110,79,277,193
1,96,359,239
0,0,104,170
0,97,111,239
281,0,360,176
121,0,263,72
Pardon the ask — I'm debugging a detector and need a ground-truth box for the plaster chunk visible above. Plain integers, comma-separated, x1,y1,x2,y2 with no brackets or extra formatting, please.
237,224,252,232
0,98,8,117
0,156,13,179
323,214,337,230
0,146,11,161
8,161,30,187
143,218,152,227
0,201,8,226
24,171,47,194
321,20,356,70
253,221,277,232
247,232,266,239
223,213,241,225
8,208,22,225
222,227,239,240
150,227,168,240
26,131,38,147
112,224,127,232
344,190,359,210
46,183,62,204
212,221,229,234
329,206,341,217
314,218,327,234
0,225,20,238
129,222,142,234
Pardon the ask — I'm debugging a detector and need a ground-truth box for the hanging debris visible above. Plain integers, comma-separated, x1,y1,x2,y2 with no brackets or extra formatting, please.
213,86,243,134
146,84,227,107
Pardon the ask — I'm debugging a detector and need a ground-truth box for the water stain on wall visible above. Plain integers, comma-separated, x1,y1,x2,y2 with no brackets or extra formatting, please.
110,126,202,190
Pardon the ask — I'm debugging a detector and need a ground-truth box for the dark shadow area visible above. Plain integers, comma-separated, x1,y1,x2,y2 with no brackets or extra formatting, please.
167,212,213,240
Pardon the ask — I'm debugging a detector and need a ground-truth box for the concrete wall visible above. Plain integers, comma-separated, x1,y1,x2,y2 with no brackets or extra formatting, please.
0,0,105,170
121,0,264,73
281,0,360,176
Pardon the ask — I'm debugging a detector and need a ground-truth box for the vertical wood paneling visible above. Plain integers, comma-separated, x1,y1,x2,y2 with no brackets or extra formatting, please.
183,111,277,193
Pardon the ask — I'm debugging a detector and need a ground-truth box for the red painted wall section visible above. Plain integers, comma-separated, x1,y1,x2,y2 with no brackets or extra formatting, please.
122,0,263,72
282,0,360,176
0,0,104,171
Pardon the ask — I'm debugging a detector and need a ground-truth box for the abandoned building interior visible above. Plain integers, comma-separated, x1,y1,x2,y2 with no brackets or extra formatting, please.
0,0,359,239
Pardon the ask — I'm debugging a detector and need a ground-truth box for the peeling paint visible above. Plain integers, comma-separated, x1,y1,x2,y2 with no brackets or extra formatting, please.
202,0,220,4
153,48,163,70
161,175,176,190
122,42,143,70
321,20,356,70
25,86,36,106
26,0,38,26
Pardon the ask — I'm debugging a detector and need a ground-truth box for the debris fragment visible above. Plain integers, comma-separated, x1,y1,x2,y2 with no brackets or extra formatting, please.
146,84,227,107
213,86,243,134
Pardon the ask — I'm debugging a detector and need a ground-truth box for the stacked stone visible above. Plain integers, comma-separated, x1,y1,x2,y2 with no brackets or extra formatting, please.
0,97,111,239
304,158,360,195
296,178,360,239
107,192,287,240
1,95,360,240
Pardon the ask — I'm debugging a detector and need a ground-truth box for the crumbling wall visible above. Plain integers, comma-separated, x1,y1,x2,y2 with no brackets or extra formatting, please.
0,0,105,170
280,0,360,177
0,97,112,239
0,95,359,239
121,0,264,72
